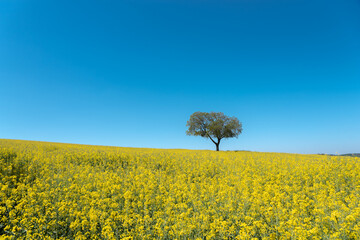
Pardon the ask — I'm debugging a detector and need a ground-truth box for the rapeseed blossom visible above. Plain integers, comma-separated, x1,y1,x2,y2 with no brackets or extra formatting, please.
1,139,360,239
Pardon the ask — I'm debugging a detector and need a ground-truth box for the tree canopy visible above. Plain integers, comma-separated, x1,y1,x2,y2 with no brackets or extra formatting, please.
186,112,242,151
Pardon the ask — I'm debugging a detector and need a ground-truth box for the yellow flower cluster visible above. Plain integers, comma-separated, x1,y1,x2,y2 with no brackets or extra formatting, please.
1,139,360,239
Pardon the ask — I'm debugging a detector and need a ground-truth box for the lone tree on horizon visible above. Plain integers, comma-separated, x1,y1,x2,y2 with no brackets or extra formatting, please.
186,112,242,151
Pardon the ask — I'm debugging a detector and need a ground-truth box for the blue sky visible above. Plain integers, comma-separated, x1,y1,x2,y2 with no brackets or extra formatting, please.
1,0,359,154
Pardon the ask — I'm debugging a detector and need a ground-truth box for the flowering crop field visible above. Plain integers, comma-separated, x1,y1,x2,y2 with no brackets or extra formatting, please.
1,139,360,239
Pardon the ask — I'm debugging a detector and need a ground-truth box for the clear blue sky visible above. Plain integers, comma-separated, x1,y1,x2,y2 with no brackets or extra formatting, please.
1,0,359,154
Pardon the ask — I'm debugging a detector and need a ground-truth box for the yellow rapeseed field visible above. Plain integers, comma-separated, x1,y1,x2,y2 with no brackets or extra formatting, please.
1,139,360,239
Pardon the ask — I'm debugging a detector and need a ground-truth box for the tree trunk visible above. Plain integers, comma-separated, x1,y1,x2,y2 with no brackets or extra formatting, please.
215,138,221,151
208,135,221,151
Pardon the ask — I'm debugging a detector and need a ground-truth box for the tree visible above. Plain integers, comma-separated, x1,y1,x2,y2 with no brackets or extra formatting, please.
186,112,242,151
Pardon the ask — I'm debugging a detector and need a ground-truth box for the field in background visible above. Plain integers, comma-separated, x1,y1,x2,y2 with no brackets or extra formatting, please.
1,139,360,239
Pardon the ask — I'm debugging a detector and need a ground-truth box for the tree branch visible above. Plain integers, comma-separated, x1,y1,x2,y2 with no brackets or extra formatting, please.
207,134,217,145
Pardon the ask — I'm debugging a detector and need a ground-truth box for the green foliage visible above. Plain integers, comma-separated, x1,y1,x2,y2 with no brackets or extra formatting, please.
186,112,242,151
